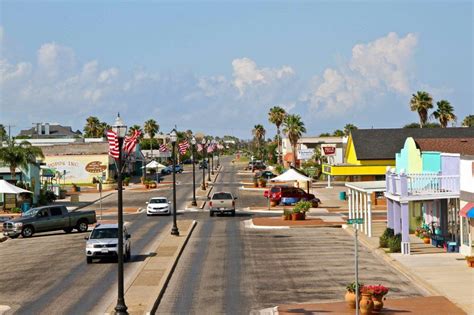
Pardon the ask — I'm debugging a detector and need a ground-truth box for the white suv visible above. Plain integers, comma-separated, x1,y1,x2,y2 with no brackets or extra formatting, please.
85,223,131,264
146,197,171,216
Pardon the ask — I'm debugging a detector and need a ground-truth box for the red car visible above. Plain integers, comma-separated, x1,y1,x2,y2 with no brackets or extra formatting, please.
264,185,320,207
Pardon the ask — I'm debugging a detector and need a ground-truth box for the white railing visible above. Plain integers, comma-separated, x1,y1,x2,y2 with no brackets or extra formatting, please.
407,173,459,196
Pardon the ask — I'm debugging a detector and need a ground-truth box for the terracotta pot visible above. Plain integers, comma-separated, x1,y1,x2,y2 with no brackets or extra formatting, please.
467,257,474,268
423,237,431,244
372,295,384,311
282,214,291,221
291,212,305,221
345,291,357,309
360,293,374,315
253,181,258,188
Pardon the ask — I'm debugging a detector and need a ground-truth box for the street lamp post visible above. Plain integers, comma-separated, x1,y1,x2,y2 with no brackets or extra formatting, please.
211,141,215,175
201,138,207,190
112,114,128,315
191,137,197,206
170,129,179,236
207,147,211,182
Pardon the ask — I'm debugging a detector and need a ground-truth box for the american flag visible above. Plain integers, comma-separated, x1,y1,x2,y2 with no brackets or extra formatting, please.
207,144,214,153
217,144,224,150
106,130,119,159
124,130,141,154
197,144,203,152
178,140,189,155
159,144,169,152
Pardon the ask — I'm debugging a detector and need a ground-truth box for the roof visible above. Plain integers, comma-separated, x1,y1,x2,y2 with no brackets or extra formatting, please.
271,168,312,182
345,181,386,193
415,138,474,155
351,128,474,160
18,124,82,138
40,142,109,156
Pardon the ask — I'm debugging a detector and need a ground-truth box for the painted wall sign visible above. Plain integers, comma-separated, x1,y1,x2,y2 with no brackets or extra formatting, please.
321,145,336,156
44,154,109,184
85,161,107,173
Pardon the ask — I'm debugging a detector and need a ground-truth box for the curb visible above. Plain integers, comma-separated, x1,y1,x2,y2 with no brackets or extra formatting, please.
342,226,441,297
150,220,198,313
0,236,7,243
243,219,289,230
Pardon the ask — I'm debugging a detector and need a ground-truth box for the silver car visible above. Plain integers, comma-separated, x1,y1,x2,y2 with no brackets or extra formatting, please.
85,223,131,264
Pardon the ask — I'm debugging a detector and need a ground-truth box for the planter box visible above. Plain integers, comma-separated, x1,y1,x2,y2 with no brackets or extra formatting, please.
291,212,305,221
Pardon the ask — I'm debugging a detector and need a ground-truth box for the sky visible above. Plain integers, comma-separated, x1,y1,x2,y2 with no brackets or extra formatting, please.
0,0,473,139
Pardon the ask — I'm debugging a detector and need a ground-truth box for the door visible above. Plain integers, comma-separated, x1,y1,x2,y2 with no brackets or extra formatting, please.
34,209,52,232
49,207,69,230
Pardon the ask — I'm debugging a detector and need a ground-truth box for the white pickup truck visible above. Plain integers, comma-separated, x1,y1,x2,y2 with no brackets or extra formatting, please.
209,191,237,217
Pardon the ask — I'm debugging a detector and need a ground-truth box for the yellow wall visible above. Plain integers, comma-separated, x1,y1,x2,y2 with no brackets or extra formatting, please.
323,164,390,176
44,154,110,184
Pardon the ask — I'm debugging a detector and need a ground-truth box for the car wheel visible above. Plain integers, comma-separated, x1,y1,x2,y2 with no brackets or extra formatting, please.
210,211,214,217
146,213,150,216
86,257,93,264
64,227,73,233
76,220,88,233
231,210,236,217
21,226,34,238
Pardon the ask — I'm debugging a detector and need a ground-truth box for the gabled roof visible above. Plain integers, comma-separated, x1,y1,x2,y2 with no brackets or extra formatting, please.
18,125,82,138
415,138,474,155
351,128,474,160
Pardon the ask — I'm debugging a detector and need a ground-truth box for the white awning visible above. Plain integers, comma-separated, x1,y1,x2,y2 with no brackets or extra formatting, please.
142,161,166,170
0,180,32,194
271,169,312,182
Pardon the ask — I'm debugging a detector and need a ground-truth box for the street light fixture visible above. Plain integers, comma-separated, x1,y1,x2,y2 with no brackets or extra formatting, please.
112,113,128,315
170,129,179,236
191,136,197,206
201,138,207,190
211,140,215,175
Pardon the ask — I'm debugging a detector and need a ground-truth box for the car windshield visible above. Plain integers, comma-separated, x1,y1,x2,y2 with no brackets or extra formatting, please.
212,193,233,200
270,187,281,193
90,228,118,239
22,208,39,217
150,198,167,204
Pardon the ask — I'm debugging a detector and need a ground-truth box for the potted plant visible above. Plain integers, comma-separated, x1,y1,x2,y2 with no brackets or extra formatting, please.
123,177,130,186
379,228,394,248
345,281,363,309
365,285,389,311
291,200,311,221
282,209,292,220
252,176,258,188
388,233,402,253
465,256,474,268
258,178,267,188
360,286,374,315
422,230,431,244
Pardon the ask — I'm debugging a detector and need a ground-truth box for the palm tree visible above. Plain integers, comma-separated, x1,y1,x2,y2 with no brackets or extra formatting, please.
97,122,110,138
252,124,266,160
282,114,306,167
268,106,287,165
0,139,44,180
409,91,433,128
144,119,159,158
128,125,143,139
431,100,456,128
333,129,344,137
462,115,474,127
84,116,102,138
343,124,358,136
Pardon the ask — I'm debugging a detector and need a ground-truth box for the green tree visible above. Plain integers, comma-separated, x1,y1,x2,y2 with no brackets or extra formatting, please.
343,124,358,136
97,122,110,138
462,115,474,127
319,132,331,137
431,100,456,128
84,116,102,138
409,91,433,128
268,106,286,165
252,124,266,160
144,119,159,158
0,124,7,142
0,139,44,180
333,129,344,137
128,125,143,139
283,114,306,167
403,122,441,128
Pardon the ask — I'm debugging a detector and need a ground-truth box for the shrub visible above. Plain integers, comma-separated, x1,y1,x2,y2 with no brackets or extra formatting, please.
379,228,394,248
10,207,21,213
38,190,57,205
388,233,402,253
274,164,285,175
346,281,364,293
293,200,312,214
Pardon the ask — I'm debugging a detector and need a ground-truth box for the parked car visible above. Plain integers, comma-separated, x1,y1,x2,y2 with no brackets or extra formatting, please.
209,191,237,217
161,165,184,175
85,223,131,264
182,158,197,164
2,205,97,238
146,197,171,216
264,186,320,207
199,161,208,169
257,170,276,180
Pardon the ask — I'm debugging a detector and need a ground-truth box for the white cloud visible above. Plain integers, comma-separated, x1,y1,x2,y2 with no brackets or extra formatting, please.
307,32,418,115
37,42,76,78
232,57,295,95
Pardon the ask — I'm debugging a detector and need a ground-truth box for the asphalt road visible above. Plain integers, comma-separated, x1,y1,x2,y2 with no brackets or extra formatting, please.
157,160,423,314
0,166,205,314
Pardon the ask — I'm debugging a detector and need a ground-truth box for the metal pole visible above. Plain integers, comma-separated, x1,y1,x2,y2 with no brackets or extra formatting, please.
211,152,214,175
201,145,206,190
191,143,197,206
99,180,103,222
207,149,211,182
355,225,359,315
171,141,179,236
114,137,128,315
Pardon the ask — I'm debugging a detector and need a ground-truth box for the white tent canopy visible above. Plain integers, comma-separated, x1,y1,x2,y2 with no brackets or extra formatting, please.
0,180,32,194
271,168,312,182
142,161,166,170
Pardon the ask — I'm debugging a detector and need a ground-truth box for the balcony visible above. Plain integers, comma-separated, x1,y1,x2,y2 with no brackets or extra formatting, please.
386,171,460,201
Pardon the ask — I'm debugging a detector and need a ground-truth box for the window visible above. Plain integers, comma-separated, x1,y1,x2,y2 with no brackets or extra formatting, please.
90,228,118,239
150,199,167,204
38,210,49,218
50,207,63,216
213,193,233,200
462,217,470,246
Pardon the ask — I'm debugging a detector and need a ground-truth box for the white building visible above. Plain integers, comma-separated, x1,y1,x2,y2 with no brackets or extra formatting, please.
281,136,346,166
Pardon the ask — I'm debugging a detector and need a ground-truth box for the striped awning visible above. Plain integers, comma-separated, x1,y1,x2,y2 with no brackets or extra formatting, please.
460,202,474,218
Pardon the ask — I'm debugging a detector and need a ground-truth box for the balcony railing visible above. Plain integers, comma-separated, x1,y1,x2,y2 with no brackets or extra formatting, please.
386,171,460,197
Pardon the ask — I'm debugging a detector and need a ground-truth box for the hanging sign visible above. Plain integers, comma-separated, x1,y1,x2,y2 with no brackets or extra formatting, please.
321,145,336,156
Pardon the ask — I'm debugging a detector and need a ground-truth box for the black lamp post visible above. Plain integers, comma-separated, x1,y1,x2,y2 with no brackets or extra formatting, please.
191,136,197,206
201,138,207,190
170,129,179,236
207,143,211,182
112,114,128,315
211,140,215,176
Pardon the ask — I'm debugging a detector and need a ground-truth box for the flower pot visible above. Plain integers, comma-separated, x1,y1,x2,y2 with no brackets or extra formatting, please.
466,257,474,268
372,295,384,311
282,214,291,221
253,181,258,188
423,237,431,244
345,291,357,309
360,293,374,315
291,212,305,221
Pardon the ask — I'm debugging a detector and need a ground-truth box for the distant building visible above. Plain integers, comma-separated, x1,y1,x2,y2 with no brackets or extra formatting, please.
18,123,82,139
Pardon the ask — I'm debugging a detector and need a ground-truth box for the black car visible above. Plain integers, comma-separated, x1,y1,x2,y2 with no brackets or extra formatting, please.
258,170,276,179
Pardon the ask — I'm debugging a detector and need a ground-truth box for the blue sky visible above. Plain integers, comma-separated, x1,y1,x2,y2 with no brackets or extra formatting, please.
1,1,472,138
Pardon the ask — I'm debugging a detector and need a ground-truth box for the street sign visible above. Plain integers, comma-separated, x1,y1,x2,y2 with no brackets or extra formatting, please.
347,218,364,224
297,148,314,160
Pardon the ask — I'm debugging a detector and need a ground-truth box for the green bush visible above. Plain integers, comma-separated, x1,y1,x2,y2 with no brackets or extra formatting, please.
388,233,402,253
38,190,57,205
274,165,285,175
10,207,21,213
379,228,394,248
293,200,312,214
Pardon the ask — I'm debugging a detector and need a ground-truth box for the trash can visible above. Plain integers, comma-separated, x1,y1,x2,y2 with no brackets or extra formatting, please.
21,202,31,212
339,191,346,200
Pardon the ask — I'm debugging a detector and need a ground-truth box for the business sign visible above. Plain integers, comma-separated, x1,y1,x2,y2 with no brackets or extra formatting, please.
321,145,337,156
45,154,109,184
85,161,107,173
297,149,314,160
